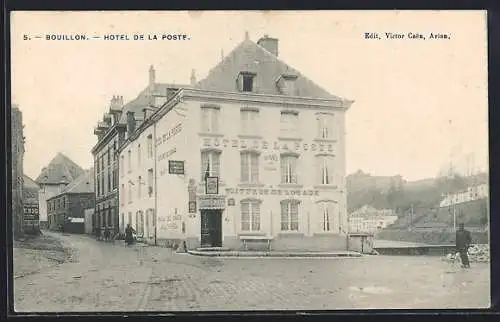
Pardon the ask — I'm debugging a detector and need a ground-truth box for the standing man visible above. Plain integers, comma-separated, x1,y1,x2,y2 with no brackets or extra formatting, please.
456,223,472,268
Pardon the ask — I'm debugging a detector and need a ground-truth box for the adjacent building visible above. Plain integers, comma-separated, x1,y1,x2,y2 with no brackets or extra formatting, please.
91,65,190,236
36,153,85,228
47,168,95,233
23,174,40,233
118,33,353,251
11,105,25,238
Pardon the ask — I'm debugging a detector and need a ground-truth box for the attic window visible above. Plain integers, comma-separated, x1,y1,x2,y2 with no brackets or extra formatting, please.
237,72,257,92
277,74,298,95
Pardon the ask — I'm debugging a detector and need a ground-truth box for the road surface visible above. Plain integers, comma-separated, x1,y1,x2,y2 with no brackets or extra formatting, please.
13,232,490,312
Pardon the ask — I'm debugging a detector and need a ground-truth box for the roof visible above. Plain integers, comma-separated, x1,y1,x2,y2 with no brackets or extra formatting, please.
35,153,85,185
195,38,343,100
23,174,39,190
23,174,39,204
60,168,95,194
118,83,190,124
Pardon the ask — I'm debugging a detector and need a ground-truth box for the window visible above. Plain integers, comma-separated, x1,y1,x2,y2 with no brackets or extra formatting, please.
137,144,141,167
137,176,142,198
107,172,111,193
280,111,299,137
241,109,259,135
281,200,299,231
120,156,124,176
147,134,153,158
317,155,335,185
120,213,125,232
128,182,132,203
241,151,259,183
97,174,101,196
317,113,335,140
136,211,144,236
237,72,257,92
127,150,132,172
113,142,116,161
318,201,335,232
241,200,261,231
277,75,298,95
107,148,111,165
281,154,298,184
147,169,154,197
96,157,100,173
120,184,125,205
101,176,105,196
201,150,221,181
200,106,221,133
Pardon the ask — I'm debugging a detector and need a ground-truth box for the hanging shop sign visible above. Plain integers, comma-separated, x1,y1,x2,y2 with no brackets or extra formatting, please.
205,176,219,194
168,160,185,175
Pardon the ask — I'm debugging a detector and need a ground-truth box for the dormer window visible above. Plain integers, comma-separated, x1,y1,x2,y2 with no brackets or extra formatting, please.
237,72,257,92
277,74,298,95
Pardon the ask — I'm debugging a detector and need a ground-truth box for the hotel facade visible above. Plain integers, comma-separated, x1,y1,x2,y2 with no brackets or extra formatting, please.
118,34,353,251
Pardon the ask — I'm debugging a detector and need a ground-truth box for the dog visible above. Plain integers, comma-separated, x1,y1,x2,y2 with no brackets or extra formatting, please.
445,252,463,269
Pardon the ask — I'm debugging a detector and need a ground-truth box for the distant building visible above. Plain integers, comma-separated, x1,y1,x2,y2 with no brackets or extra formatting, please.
91,65,189,237
11,105,25,238
36,153,85,228
47,168,95,234
118,33,353,251
348,205,398,233
23,174,40,233
439,183,489,208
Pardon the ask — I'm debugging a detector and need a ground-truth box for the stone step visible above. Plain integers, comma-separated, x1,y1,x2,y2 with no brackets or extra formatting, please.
195,247,231,252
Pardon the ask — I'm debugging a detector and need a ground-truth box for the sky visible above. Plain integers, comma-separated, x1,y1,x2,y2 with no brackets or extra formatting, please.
11,10,488,182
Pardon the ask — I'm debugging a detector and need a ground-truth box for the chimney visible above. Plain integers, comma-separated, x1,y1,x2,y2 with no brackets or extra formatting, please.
149,65,156,87
110,95,124,111
257,34,279,57
126,111,136,136
190,69,197,86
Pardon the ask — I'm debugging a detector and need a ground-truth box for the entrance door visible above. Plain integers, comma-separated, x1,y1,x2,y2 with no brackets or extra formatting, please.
200,210,222,247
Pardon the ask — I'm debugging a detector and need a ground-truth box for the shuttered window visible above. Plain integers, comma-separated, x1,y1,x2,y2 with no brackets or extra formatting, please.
201,107,221,133
241,200,261,231
241,109,259,135
201,151,221,181
317,113,335,140
240,152,259,183
281,155,298,184
317,201,335,232
317,155,335,185
280,111,299,136
281,200,299,231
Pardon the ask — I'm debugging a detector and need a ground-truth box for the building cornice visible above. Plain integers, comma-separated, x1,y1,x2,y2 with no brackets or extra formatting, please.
180,88,354,110
91,123,126,154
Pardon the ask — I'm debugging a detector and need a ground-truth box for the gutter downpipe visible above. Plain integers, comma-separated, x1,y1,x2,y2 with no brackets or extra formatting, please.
154,121,158,246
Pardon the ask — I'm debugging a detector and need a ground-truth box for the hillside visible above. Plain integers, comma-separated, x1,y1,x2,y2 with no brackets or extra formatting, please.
347,171,489,228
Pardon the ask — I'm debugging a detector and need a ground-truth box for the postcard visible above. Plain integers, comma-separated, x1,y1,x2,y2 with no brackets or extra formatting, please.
10,10,489,312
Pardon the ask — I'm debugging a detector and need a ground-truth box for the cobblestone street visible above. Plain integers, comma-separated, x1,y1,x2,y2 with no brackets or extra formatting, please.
13,232,490,312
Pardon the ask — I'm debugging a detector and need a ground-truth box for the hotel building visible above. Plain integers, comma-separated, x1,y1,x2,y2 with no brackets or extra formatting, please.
118,33,353,251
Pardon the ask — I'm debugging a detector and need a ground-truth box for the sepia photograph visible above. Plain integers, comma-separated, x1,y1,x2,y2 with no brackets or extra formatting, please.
9,10,489,312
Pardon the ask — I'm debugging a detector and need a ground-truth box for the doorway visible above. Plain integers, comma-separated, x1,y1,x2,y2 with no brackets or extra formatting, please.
200,210,222,247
